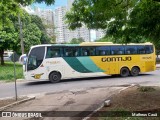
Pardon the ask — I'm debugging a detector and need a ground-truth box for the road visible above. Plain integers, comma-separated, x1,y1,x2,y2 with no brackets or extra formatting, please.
0,69,160,98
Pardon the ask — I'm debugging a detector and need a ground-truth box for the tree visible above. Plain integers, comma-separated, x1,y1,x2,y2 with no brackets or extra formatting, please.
50,35,56,43
15,0,55,54
130,0,160,49
95,37,112,42
14,0,55,6
0,0,55,65
12,11,42,53
65,0,137,30
0,29,18,64
23,23,41,52
0,0,20,65
65,0,160,45
65,0,139,44
70,38,84,44
30,15,51,44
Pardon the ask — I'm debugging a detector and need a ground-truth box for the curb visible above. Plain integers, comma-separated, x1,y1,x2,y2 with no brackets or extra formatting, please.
0,96,35,111
0,79,25,84
82,84,138,120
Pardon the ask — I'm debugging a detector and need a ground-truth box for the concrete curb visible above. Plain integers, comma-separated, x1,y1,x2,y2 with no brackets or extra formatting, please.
82,84,138,120
0,96,35,111
0,79,25,84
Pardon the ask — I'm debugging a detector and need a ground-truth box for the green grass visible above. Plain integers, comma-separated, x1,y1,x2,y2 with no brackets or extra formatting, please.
137,86,156,92
0,62,23,82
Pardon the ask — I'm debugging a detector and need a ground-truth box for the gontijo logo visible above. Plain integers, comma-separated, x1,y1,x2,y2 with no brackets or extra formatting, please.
101,56,132,62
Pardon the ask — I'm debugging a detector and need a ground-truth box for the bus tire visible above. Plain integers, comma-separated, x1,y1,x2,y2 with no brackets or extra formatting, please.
49,72,61,83
120,67,129,77
131,66,140,76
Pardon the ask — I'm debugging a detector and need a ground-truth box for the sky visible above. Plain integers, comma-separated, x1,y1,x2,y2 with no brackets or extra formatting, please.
32,0,67,10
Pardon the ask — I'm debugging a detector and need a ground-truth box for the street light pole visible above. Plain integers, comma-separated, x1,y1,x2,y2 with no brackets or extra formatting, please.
18,14,24,55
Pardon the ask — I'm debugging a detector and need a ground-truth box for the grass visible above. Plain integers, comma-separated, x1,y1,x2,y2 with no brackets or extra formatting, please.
137,86,156,92
0,62,23,82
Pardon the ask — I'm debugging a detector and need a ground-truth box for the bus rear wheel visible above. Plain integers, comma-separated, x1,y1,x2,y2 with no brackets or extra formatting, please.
131,67,140,76
120,67,129,77
49,72,61,83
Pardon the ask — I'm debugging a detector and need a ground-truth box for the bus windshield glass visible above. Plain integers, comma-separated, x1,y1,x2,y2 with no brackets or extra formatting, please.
27,47,45,71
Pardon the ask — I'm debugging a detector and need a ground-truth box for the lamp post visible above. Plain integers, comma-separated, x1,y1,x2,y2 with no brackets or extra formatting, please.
18,13,24,55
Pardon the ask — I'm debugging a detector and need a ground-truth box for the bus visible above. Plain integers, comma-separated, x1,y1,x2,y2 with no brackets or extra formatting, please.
24,42,156,83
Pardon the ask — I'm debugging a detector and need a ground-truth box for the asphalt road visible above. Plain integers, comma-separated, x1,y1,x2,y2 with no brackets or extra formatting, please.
0,70,160,99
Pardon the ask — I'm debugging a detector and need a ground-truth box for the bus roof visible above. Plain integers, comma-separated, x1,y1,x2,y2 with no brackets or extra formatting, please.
30,42,153,49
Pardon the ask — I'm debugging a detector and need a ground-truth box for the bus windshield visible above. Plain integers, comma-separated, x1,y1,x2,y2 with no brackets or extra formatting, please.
27,47,45,71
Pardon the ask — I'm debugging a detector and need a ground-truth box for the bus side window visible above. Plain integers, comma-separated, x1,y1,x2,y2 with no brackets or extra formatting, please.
96,46,110,56
75,51,78,56
84,51,88,56
101,51,105,55
64,47,79,57
118,51,123,54
81,49,88,56
65,52,69,57
137,46,145,54
125,46,137,54
111,51,114,55
81,47,95,56
46,47,61,58
145,45,153,54
126,50,130,54
111,46,124,55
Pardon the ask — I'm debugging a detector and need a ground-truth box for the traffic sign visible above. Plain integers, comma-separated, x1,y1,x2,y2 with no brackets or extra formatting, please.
10,52,19,62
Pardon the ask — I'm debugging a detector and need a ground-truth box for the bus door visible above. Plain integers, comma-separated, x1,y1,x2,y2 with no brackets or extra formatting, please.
26,46,46,80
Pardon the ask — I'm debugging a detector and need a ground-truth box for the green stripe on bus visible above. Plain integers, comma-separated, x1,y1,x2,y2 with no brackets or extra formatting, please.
63,57,92,73
77,57,105,72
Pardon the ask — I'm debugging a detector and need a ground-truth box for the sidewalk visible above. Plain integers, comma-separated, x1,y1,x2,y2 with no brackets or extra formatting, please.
1,86,126,120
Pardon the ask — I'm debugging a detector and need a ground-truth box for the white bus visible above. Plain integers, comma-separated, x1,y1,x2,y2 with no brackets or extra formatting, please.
24,42,156,83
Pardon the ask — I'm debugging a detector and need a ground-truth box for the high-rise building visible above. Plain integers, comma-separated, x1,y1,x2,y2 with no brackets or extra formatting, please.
33,7,54,37
54,0,90,43
96,30,106,40
54,6,68,43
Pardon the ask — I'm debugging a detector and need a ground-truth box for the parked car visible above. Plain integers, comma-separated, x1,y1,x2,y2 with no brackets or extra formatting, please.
19,54,27,65
3,51,13,61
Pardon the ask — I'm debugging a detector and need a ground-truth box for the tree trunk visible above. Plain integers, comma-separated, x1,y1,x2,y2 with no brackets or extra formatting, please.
0,48,4,65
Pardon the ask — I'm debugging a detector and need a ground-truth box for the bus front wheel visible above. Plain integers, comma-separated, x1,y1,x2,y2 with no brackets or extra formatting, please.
120,67,129,77
131,67,140,76
49,72,61,83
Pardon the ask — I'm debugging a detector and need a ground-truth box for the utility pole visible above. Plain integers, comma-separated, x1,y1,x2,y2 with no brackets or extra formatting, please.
18,14,24,54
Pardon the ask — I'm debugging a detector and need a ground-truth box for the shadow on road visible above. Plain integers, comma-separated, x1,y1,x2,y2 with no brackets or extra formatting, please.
25,73,153,86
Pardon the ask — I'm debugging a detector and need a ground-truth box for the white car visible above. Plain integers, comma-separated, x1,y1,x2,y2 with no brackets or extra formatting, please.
3,51,13,61
19,54,27,65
